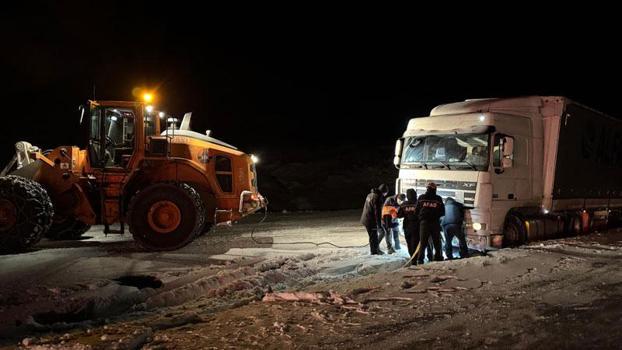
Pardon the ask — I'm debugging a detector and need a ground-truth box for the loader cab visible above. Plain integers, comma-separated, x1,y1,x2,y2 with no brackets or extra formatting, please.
87,100,160,169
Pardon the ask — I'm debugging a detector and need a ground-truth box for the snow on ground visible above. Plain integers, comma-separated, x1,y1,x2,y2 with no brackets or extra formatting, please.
2,211,622,349
0,210,405,345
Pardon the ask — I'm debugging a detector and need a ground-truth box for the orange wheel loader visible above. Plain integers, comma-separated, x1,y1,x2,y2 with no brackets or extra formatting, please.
0,100,266,253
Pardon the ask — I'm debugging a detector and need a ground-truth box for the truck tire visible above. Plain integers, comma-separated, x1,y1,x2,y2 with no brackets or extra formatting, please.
45,218,91,240
0,175,54,253
128,182,205,251
503,214,527,247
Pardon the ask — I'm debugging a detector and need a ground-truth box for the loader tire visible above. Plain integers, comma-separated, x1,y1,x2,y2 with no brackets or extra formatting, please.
45,218,91,240
128,182,205,251
0,175,54,253
196,192,216,237
198,223,213,237
503,214,527,247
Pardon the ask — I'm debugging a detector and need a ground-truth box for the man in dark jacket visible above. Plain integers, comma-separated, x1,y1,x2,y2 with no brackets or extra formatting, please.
441,197,468,259
398,189,418,258
360,184,389,255
414,182,445,264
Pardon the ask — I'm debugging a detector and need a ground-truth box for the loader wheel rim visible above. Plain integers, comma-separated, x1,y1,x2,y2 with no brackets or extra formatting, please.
0,199,17,231
147,201,182,234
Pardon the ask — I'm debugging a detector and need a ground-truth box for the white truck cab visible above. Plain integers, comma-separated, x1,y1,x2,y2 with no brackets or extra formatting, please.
394,96,622,250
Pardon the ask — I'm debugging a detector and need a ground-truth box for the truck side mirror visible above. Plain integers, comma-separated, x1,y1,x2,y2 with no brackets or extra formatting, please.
493,134,514,174
502,136,514,168
393,138,403,167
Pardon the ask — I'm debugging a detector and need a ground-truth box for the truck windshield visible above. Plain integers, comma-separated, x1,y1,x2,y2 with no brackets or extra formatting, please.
402,133,490,171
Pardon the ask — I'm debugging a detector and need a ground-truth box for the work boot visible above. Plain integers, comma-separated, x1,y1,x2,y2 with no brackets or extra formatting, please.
376,249,386,255
387,247,396,254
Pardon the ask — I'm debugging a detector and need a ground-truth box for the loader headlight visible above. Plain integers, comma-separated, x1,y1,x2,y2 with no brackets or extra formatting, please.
145,105,154,113
250,154,259,164
143,93,153,103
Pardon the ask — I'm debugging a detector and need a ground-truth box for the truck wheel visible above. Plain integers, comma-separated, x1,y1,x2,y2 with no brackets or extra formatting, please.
0,175,54,253
128,183,205,251
503,214,527,247
45,218,91,240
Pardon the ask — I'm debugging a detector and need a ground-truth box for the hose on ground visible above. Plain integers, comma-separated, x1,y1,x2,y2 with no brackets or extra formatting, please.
249,205,370,249
402,241,422,268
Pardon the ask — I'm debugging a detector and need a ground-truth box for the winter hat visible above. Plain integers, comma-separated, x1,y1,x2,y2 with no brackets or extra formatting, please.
406,188,417,201
378,184,389,193
426,182,437,190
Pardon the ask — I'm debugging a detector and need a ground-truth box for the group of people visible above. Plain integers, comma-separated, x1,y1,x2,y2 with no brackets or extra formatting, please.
360,182,468,264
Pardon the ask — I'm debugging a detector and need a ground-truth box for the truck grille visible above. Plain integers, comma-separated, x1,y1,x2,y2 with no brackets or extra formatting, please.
400,178,477,207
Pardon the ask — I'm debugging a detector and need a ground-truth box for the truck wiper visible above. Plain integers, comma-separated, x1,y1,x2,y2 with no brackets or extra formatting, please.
459,160,477,170
426,161,451,169
436,160,451,170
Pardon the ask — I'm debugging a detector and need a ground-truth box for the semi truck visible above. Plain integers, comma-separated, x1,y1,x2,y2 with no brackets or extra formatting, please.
393,96,622,250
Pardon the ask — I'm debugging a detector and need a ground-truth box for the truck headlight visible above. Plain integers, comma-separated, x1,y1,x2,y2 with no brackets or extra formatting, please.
473,222,486,231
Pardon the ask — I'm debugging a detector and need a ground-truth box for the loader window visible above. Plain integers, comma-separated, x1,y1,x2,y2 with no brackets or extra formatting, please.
103,108,136,167
215,155,233,192
144,116,156,137
88,109,103,166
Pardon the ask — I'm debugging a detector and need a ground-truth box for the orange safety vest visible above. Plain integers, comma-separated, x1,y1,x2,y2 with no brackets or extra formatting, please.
382,205,398,219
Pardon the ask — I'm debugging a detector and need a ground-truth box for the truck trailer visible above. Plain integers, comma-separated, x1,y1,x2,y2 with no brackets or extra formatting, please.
393,96,622,250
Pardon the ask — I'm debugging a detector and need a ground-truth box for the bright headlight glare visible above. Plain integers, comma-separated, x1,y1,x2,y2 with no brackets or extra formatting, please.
473,222,482,231
250,154,259,164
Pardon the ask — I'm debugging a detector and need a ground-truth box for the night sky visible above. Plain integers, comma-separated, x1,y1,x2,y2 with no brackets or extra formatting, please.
1,4,620,166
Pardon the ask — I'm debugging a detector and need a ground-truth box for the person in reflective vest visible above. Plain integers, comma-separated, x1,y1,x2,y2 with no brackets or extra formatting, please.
381,194,402,254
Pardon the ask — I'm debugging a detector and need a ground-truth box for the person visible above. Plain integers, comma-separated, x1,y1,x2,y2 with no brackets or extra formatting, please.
414,182,445,264
466,146,487,165
360,184,389,255
398,189,418,259
441,197,468,259
380,194,401,254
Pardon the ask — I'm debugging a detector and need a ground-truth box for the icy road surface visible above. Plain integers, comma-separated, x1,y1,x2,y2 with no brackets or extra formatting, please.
3,211,622,349
0,210,406,342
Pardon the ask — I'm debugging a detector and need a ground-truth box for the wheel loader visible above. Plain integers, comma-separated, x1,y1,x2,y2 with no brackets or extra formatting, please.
0,100,266,253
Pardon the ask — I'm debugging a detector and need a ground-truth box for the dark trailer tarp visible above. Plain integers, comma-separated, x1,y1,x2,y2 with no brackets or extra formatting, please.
553,103,622,200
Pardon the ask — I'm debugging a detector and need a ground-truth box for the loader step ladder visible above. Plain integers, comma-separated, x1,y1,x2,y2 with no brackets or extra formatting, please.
100,171,126,235
103,193,125,235
214,208,233,227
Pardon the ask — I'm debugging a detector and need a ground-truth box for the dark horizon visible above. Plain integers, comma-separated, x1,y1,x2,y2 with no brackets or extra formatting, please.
2,4,621,165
